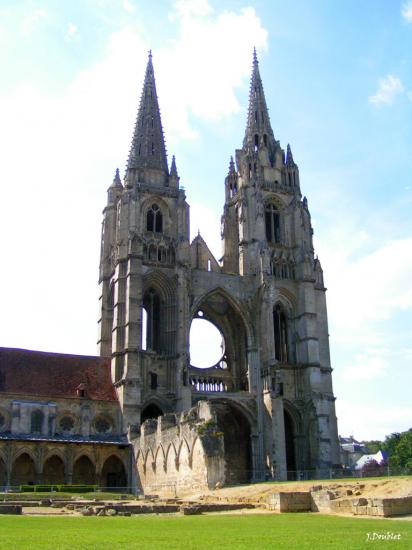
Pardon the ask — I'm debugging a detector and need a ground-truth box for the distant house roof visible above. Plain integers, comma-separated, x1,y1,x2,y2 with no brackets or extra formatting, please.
355,450,387,470
0,347,117,402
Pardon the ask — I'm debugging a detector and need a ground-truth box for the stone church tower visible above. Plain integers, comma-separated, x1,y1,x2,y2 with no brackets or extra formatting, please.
98,51,340,489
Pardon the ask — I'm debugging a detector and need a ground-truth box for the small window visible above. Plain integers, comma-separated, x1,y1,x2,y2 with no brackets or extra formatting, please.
31,409,43,434
59,416,75,433
149,372,158,390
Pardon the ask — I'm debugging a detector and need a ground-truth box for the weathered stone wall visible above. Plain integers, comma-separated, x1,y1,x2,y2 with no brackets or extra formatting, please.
268,491,311,512
0,394,122,439
133,402,225,495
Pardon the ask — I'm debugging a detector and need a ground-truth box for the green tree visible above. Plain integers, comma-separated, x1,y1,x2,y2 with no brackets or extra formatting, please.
383,429,412,469
362,440,382,454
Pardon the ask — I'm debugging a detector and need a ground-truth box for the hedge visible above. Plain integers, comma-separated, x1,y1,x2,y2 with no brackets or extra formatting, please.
20,485,97,493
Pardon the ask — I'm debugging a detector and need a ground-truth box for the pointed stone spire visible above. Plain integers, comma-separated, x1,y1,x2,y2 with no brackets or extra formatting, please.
228,155,236,176
225,156,238,201
169,154,180,187
286,144,296,167
243,49,275,149
111,168,123,188
107,168,123,204
170,155,178,178
126,50,169,184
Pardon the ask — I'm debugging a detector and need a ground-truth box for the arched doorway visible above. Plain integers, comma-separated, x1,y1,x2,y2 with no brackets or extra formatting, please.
11,453,35,486
101,456,127,489
0,457,6,487
284,409,296,479
141,403,163,424
43,455,65,485
72,456,95,485
214,402,252,484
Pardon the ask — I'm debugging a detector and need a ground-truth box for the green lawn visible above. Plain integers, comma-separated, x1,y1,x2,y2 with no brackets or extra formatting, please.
0,514,410,549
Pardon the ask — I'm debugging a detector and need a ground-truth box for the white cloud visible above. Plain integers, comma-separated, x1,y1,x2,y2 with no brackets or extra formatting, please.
157,1,268,141
172,0,214,19
21,8,47,34
318,237,412,347
336,400,412,440
123,0,136,14
66,22,78,39
369,74,404,106
401,1,412,22
341,348,389,381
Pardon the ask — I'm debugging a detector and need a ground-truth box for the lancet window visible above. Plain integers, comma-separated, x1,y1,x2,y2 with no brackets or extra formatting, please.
273,304,289,363
265,203,281,243
143,288,161,352
146,204,163,233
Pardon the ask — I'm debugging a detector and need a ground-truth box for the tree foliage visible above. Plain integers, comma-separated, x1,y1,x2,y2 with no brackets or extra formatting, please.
382,429,412,469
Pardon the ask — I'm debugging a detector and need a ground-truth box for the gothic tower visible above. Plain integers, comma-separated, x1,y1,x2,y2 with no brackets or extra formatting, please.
98,50,339,486
98,52,191,435
221,50,339,477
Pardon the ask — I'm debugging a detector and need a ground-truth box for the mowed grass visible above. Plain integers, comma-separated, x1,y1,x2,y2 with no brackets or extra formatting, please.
0,514,411,550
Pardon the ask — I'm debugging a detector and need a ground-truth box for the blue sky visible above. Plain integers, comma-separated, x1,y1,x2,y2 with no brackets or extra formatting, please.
0,0,411,441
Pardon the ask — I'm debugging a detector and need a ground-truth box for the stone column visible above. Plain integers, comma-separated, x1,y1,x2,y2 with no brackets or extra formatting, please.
247,346,265,480
271,396,287,481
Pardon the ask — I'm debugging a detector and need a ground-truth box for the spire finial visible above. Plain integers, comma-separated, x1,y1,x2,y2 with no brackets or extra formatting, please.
170,154,179,178
126,51,169,183
253,46,258,64
243,49,274,149
111,167,122,188
228,155,236,175
286,143,296,166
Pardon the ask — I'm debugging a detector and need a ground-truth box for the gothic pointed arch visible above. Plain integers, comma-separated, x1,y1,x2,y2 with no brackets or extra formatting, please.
11,452,36,486
190,287,253,392
142,270,177,354
101,455,127,488
43,455,65,485
72,455,95,485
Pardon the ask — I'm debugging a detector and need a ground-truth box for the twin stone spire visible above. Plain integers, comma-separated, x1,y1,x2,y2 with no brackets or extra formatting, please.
116,49,294,189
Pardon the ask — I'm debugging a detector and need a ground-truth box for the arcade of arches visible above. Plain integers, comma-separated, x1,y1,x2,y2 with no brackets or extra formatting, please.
0,444,129,488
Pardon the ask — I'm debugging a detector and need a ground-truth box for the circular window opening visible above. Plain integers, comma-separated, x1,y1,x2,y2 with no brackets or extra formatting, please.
94,417,112,434
59,416,74,433
190,318,224,368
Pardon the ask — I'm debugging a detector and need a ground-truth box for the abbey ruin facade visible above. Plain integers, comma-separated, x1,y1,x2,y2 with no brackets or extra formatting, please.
0,51,339,492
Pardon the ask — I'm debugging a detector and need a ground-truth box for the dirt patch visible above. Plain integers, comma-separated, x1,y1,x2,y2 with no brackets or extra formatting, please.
185,477,412,505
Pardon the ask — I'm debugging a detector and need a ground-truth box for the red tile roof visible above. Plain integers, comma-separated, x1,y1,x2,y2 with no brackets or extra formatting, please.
0,348,117,402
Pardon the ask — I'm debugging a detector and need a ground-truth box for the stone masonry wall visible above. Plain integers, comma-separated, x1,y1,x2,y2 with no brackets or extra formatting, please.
133,402,225,495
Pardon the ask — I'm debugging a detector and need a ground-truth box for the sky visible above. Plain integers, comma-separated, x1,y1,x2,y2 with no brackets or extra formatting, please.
0,0,411,442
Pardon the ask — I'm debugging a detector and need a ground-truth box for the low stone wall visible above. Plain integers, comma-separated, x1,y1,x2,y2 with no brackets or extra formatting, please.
270,490,412,518
310,490,335,513
0,504,22,515
268,492,311,512
312,491,412,517
332,496,412,517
